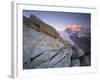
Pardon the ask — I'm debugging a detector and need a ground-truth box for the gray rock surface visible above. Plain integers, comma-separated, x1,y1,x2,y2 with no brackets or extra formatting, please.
80,54,91,66
23,14,91,68
70,59,80,67
23,26,73,69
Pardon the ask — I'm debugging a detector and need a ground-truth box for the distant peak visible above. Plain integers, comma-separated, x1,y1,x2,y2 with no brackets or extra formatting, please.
66,24,81,32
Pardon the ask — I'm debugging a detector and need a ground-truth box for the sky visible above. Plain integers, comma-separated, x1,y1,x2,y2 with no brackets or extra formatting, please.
23,10,91,32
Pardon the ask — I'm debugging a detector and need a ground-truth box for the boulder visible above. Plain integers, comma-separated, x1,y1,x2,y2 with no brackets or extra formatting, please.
29,15,60,39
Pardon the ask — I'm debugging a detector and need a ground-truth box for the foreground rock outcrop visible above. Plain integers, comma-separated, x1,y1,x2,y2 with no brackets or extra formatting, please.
23,15,73,69
23,14,91,68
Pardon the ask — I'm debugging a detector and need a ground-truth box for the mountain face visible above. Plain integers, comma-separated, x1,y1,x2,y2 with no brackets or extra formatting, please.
23,15,73,69
62,25,91,66
65,24,90,38
23,14,91,69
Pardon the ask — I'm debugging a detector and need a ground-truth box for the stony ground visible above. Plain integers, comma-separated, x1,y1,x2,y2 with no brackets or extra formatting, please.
23,15,91,69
